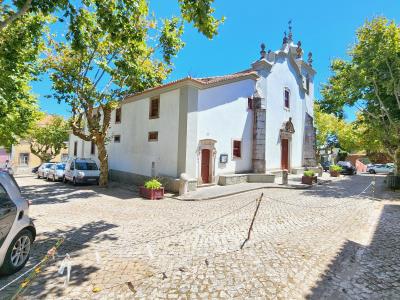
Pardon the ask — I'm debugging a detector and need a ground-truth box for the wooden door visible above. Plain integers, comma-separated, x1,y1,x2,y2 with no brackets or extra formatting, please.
201,149,210,183
281,139,289,170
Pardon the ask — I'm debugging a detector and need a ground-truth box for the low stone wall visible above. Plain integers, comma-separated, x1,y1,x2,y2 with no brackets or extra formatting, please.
109,169,180,193
247,174,275,183
218,173,275,186
218,174,247,186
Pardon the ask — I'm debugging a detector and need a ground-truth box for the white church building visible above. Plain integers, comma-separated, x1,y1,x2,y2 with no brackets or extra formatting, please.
69,30,317,191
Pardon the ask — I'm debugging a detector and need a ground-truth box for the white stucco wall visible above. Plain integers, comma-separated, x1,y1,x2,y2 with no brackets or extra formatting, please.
196,79,255,176
68,89,181,178
261,54,307,170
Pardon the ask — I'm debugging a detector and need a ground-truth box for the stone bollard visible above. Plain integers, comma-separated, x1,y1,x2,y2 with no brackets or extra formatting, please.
179,173,190,196
282,169,288,185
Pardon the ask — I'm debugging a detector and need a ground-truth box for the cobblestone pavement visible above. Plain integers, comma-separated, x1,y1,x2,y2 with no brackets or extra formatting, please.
0,174,398,299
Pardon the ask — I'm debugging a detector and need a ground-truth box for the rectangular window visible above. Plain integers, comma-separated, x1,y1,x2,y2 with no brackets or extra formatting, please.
90,141,96,155
233,140,242,159
114,135,121,143
284,88,290,109
248,97,253,110
149,97,160,119
19,153,29,166
115,107,122,123
306,76,310,95
73,141,78,156
148,131,158,142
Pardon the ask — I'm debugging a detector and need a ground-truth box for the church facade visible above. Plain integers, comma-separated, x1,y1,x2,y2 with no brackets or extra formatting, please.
69,30,317,188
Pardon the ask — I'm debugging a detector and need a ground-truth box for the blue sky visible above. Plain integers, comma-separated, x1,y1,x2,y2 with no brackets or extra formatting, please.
33,0,400,121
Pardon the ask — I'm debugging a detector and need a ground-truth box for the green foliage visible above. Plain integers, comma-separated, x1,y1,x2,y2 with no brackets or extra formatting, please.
303,170,315,177
320,17,400,174
0,11,50,147
144,178,162,190
330,165,342,172
29,116,69,162
47,0,222,187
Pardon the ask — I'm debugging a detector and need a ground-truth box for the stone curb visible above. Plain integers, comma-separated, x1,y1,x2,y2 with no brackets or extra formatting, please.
171,183,312,201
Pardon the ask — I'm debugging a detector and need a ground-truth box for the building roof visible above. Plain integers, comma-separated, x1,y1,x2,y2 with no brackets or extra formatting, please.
123,69,258,104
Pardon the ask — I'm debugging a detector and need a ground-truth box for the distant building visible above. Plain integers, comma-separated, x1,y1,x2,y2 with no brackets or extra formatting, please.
69,27,317,188
9,115,69,174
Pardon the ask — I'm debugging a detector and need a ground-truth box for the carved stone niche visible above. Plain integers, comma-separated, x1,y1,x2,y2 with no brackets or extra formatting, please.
280,117,295,139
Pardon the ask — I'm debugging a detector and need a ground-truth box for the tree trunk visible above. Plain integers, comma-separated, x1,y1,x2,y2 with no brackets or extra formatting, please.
394,148,400,176
96,138,109,187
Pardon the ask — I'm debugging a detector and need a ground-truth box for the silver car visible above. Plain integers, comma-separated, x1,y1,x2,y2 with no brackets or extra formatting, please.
37,163,55,179
47,163,66,182
0,171,35,275
367,163,394,174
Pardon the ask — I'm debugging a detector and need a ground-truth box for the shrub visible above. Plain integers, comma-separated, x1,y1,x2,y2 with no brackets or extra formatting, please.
303,170,315,177
144,178,162,190
330,164,342,172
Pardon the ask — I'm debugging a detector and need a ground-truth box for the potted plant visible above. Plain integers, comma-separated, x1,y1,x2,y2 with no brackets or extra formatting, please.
140,178,164,200
330,164,342,177
302,170,317,185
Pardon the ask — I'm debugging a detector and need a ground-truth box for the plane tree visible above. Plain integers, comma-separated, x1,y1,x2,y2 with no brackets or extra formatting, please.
320,17,400,174
48,0,223,186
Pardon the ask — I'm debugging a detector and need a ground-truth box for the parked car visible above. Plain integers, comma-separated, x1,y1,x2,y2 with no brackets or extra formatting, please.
47,163,66,182
37,163,55,179
321,161,331,172
31,165,40,174
337,161,357,175
367,163,394,174
0,171,36,275
64,158,100,185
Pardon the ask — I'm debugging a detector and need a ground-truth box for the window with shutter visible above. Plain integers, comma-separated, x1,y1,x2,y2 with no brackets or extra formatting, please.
149,97,160,119
148,131,158,142
233,140,242,158
115,107,122,123
284,88,290,109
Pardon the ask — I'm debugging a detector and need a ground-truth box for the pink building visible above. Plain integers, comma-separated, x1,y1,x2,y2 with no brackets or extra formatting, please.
0,148,9,166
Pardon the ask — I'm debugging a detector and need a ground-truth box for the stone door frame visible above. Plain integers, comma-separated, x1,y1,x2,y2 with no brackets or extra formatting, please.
197,139,217,185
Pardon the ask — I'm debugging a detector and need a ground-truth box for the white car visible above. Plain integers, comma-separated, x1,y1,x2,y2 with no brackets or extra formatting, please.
0,171,35,275
47,163,66,182
367,164,394,174
37,163,55,179
64,158,100,185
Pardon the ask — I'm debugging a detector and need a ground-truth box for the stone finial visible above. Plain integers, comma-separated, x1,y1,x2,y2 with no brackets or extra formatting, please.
288,20,293,41
283,31,288,45
296,41,302,58
308,52,313,66
260,43,266,59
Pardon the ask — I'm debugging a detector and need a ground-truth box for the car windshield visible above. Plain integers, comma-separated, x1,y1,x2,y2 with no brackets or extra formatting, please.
338,161,351,167
75,162,98,170
57,164,65,170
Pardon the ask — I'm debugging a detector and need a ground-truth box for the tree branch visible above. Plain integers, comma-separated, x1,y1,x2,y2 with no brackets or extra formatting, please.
385,59,400,110
371,77,395,125
0,0,32,31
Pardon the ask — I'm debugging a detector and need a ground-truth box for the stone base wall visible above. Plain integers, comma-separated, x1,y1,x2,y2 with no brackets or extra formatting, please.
109,169,180,193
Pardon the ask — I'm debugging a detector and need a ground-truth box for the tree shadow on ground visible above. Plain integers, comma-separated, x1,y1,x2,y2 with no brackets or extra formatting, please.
1,220,118,299
19,179,139,206
299,174,387,200
306,204,400,299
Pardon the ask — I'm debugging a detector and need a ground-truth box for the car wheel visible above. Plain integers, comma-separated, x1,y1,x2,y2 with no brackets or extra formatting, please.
0,229,33,275
369,170,375,174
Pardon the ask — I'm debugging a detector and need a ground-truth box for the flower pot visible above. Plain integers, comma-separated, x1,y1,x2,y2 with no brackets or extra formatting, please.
330,170,340,177
302,176,315,185
140,186,164,200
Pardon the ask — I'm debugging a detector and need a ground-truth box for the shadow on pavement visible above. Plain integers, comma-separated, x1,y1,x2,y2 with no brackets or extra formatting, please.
306,204,400,299
1,220,118,298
